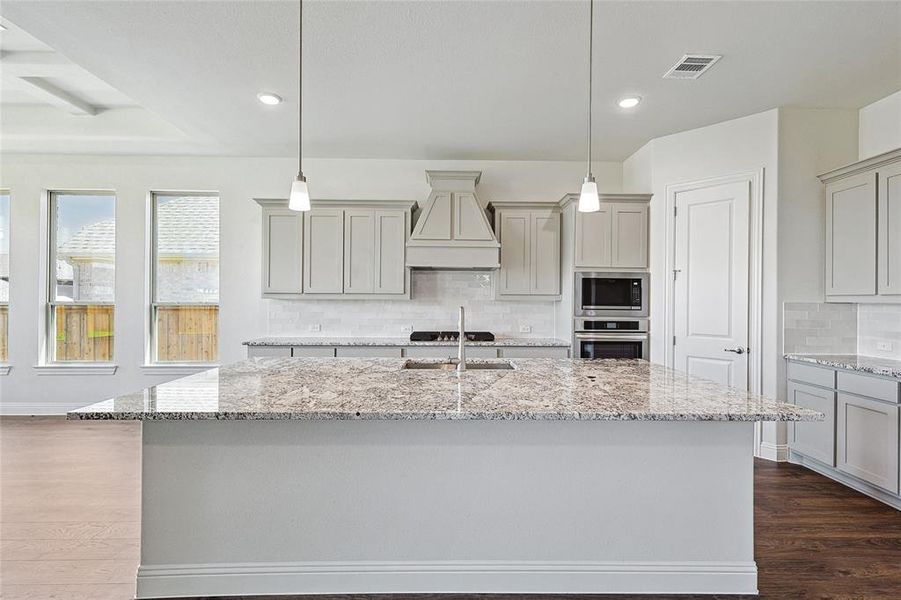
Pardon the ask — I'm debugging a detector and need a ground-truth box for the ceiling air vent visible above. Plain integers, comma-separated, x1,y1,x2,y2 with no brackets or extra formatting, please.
662,54,722,80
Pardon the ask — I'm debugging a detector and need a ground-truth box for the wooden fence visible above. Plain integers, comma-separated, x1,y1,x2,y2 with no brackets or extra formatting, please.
55,305,114,362
156,305,218,363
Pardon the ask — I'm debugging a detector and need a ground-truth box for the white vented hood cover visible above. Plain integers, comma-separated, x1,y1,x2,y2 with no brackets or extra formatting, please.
406,170,500,269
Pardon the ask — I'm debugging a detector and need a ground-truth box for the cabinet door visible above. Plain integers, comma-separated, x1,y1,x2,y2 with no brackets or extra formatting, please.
303,209,344,294
574,207,612,269
498,211,531,294
787,381,836,466
374,210,407,294
343,209,375,294
611,203,648,269
836,392,900,493
878,160,901,296
826,172,877,296
532,212,560,294
261,207,303,294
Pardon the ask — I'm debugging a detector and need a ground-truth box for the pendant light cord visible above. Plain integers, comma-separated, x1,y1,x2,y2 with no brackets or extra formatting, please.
586,0,593,179
298,0,303,177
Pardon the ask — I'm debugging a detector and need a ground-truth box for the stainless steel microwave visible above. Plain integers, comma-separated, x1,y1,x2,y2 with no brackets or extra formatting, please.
574,272,649,318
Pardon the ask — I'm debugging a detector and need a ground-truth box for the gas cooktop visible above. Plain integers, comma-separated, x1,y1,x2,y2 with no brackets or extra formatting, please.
410,331,495,343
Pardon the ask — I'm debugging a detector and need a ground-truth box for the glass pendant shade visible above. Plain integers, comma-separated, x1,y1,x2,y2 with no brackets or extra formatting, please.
289,176,311,212
578,178,600,213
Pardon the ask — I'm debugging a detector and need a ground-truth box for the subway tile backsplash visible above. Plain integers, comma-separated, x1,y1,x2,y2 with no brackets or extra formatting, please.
858,304,901,359
783,302,857,354
267,270,558,338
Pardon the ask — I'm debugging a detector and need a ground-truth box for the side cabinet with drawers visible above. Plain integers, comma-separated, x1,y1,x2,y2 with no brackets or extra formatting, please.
786,359,901,509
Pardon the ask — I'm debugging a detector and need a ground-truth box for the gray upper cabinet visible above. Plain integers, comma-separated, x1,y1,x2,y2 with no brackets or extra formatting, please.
256,199,414,299
304,208,345,294
820,148,901,303
256,200,303,295
570,195,650,271
878,160,901,296
825,172,877,296
494,204,560,298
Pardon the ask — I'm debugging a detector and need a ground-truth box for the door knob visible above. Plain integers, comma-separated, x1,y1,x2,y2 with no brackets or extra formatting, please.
724,347,746,355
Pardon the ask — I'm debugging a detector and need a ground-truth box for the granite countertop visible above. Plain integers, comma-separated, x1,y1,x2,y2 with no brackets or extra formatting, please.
785,353,901,379
70,358,821,422
243,336,571,347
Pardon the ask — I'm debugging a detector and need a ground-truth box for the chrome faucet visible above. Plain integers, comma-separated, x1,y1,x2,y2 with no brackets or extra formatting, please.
457,306,466,372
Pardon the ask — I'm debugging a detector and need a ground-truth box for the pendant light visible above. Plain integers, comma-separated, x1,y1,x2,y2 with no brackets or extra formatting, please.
289,0,311,211
578,0,600,213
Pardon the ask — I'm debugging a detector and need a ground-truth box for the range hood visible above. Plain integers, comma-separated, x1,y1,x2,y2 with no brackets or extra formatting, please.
406,170,500,270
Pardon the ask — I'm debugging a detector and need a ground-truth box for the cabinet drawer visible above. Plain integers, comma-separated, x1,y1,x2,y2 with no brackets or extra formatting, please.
404,346,499,359
836,392,900,493
290,347,337,357
787,381,835,466
500,347,570,358
837,371,899,403
335,346,403,358
787,361,836,389
246,346,292,358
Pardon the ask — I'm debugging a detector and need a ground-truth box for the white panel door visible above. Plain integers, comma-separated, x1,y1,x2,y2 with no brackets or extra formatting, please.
343,209,375,294
574,207,612,269
674,181,750,389
374,210,407,294
531,212,560,295
611,203,648,269
498,211,531,295
878,161,901,296
303,208,344,294
826,172,877,296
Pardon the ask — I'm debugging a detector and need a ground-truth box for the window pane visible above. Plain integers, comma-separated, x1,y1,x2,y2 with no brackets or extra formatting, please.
0,305,7,363
54,305,114,362
155,305,218,363
54,193,115,303
0,193,9,303
154,195,219,303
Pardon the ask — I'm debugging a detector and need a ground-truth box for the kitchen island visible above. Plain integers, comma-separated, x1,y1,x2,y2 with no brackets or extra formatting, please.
71,358,820,598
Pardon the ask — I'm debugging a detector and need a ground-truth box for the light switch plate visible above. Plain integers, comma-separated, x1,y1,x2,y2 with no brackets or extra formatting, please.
876,341,893,351
309,324,321,332
400,324,413,334
519,325,532,333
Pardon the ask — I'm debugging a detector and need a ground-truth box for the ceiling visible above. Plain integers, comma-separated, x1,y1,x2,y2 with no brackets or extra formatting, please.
1,0,899,160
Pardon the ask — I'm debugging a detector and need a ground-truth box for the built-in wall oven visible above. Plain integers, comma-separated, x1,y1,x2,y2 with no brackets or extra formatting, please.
575,272,649,318
574,318,649,360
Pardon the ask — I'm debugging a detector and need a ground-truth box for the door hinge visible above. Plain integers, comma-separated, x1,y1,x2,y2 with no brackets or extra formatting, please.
673,335,677,346
674,206,678,217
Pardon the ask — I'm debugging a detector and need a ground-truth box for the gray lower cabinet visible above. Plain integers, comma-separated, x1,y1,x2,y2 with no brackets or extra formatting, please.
787,381,836,466
248,344,570,359
404,346,499,359
291,347,337,357
836,392,900,493
335,346,403,358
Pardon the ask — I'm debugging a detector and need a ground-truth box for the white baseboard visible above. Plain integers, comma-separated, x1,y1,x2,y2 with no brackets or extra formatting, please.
757,441,789,462
136,560,758,598
0,402,73,416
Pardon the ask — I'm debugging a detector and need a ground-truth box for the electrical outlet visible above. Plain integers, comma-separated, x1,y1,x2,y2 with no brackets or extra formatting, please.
876,341,893,352
308,323,321,332
400,324,413,334
519,325,532,333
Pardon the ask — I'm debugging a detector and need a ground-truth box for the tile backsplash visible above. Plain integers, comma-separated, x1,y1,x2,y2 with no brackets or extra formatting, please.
783,302,858,354
267,271,559,338
858,304,901,359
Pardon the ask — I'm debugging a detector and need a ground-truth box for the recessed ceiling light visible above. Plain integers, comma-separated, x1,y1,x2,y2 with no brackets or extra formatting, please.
257,92,282,106
618,96,641,109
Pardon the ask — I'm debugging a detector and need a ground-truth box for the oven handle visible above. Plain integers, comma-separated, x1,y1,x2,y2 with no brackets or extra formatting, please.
575,333,649,341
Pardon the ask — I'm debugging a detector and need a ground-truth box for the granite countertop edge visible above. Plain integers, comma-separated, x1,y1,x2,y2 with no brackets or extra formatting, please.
243,336,572,348
784,353,901,379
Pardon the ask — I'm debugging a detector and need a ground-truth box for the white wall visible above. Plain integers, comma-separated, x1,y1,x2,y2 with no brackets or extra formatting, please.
858,89,901,160
0,154,620,413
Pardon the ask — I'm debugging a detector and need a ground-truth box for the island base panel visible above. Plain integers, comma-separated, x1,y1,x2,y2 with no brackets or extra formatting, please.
137,420,757,597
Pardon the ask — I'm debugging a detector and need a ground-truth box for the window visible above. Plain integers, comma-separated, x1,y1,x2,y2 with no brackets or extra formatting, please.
151,193,219,363
49,192,116,362
0,192,9,363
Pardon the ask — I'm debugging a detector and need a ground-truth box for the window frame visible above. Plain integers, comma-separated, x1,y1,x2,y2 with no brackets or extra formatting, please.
45,190,117,365
148,191,220,365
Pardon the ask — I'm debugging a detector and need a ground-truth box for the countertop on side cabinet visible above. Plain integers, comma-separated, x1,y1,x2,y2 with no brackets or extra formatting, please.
69,358,821,422
785,353,901,379
243,336,572,347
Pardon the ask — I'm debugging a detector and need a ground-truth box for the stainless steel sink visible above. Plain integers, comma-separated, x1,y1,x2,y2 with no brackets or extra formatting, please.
402,360,514,371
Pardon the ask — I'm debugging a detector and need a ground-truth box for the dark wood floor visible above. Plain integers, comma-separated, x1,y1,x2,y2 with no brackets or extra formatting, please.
1,417,899,600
